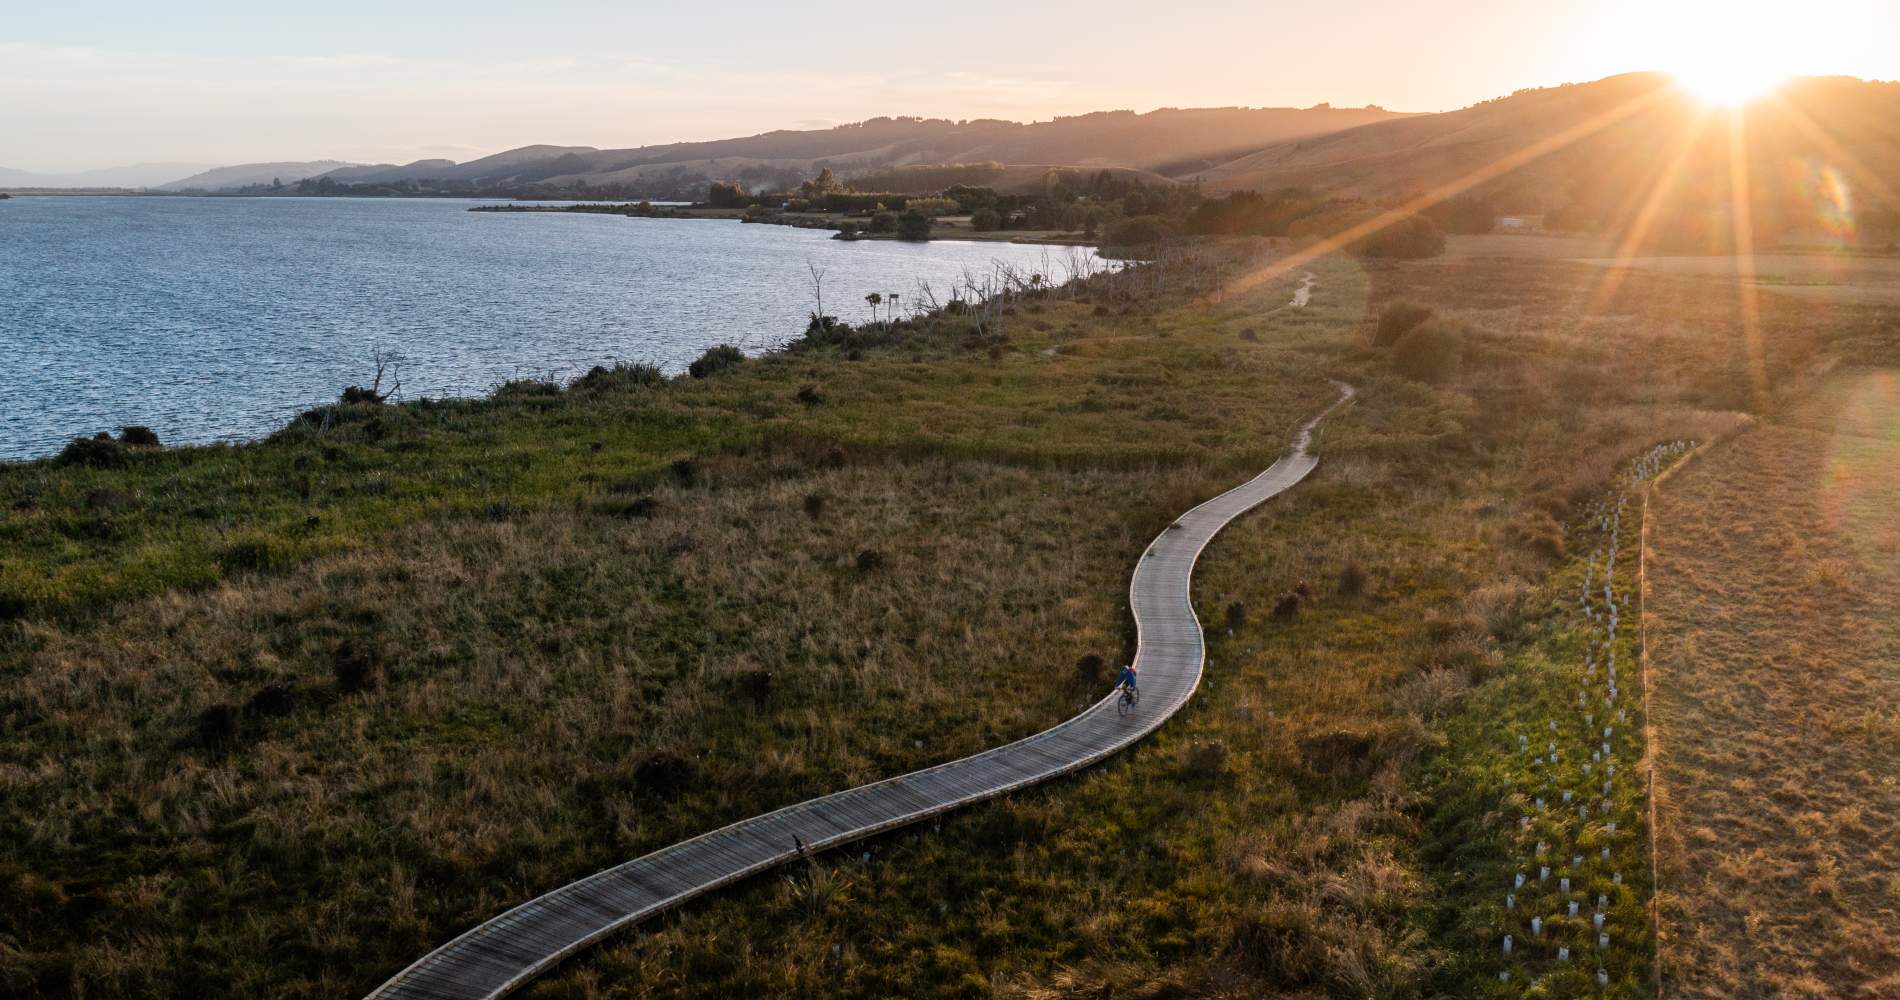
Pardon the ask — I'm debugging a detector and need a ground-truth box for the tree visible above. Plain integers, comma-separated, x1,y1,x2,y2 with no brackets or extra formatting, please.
896,210,932,241
707,181,748,208
970,208,1001,232
868,211,898,234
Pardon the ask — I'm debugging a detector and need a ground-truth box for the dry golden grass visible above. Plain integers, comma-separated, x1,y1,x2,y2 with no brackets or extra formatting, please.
1648,370,1900,998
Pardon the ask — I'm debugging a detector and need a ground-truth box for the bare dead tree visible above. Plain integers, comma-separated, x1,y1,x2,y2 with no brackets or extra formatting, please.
806,261,828,319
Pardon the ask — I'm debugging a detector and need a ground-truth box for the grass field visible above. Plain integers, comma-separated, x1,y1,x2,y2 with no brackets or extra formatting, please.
2,238,1892,998
1647,369,1900,998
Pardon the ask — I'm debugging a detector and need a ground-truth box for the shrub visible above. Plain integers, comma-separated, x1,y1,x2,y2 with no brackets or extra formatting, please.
1349,215,1446,259
219,535,280,572
56,435,125,469
339,385,385,405
119,425,160,448
1373,301,1434,347
1224,602,1246,631
1239,327,1259,342
1103,215,1173,251
970,208,1001,232
663,531,698,557
573,363,664,393
332,639,383,694
1074,654,1106,685
896,210,933,241
802,493,826,518
795,383,824,406
1272,592,1303,621
867,212,897,234
670,458,699,485
688,344,744,379
1391,319,1466,383
855,549,885,573
492,379,561,401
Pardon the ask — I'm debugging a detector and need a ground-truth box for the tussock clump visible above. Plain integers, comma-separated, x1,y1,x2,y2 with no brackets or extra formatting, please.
802,493,826,519
56,435,125,469
1224,601,1246,631
633,751,696,800
84,488,133,512
1338,560,1368,596
1391,318,1467,384
219,536,280,573
245,682,300,718
1372,301,1433,347
118,425,160,448
597,495,659,519
728,668,775,709
663,531,698,557
1504,510,1566,561
688,344,744,379
855,549,885,574
669,458,699,486
1074,653,1106,685
1181,739,1230,781
1272,591,1303,622
332,639,383,694
194,703,241,752
795,384,825,407
1297,729,1375,777
1229,900,1326,985
1239,327,1259,342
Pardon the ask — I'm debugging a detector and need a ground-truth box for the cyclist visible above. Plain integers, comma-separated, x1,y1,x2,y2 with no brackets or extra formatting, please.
1115,663,1139,697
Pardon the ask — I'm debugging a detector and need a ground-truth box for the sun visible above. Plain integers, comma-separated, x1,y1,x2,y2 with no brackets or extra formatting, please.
1674,63,1787,106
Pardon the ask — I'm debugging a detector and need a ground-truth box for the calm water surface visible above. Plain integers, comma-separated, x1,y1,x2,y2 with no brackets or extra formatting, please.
0,197,1100,460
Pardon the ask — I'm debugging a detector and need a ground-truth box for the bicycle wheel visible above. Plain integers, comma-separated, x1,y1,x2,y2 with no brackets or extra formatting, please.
1117,690,1134,717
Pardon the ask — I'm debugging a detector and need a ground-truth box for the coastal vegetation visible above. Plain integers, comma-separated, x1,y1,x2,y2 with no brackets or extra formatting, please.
4,227,1889,997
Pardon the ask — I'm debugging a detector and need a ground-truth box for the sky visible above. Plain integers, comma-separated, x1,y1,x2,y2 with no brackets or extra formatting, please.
4,0,1898,173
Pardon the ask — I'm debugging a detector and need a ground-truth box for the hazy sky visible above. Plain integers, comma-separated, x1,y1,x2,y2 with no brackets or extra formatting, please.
5,0,1897,172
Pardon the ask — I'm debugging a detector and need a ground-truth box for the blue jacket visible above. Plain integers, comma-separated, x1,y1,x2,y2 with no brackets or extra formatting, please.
1117,666,1138,689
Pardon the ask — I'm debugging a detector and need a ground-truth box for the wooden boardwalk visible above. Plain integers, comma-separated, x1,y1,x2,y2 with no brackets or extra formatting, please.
368,386,1351,999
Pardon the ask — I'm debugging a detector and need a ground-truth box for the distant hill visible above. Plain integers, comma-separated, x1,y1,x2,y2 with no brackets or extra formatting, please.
0,162,215,189
300,107,1411,197
1197,73,1900,246
159,161,360,192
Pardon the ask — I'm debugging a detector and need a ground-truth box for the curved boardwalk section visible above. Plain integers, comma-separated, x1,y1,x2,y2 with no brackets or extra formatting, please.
369,387,1352,999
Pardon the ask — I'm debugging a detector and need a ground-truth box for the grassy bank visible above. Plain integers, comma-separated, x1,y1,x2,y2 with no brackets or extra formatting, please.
2,237,1893,998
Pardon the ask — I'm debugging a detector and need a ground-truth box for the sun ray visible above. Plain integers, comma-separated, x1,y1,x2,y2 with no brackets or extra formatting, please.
1764,90,1900,213
1725,105,1770,410
1209,84,1677,303
1585,109,1713,312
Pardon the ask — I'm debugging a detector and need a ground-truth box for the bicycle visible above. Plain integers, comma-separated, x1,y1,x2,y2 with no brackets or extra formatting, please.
1116,683,1140,717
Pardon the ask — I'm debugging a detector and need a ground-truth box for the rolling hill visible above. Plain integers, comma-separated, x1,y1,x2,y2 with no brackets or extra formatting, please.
159,161,361,192
294,106,1411,195
1196,73,1900,245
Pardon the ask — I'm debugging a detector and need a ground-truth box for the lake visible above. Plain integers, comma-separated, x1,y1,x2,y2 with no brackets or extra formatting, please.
0,197,1103,461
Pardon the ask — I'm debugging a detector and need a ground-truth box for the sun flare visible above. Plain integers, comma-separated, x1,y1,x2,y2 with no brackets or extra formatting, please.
1674,63,1787,106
